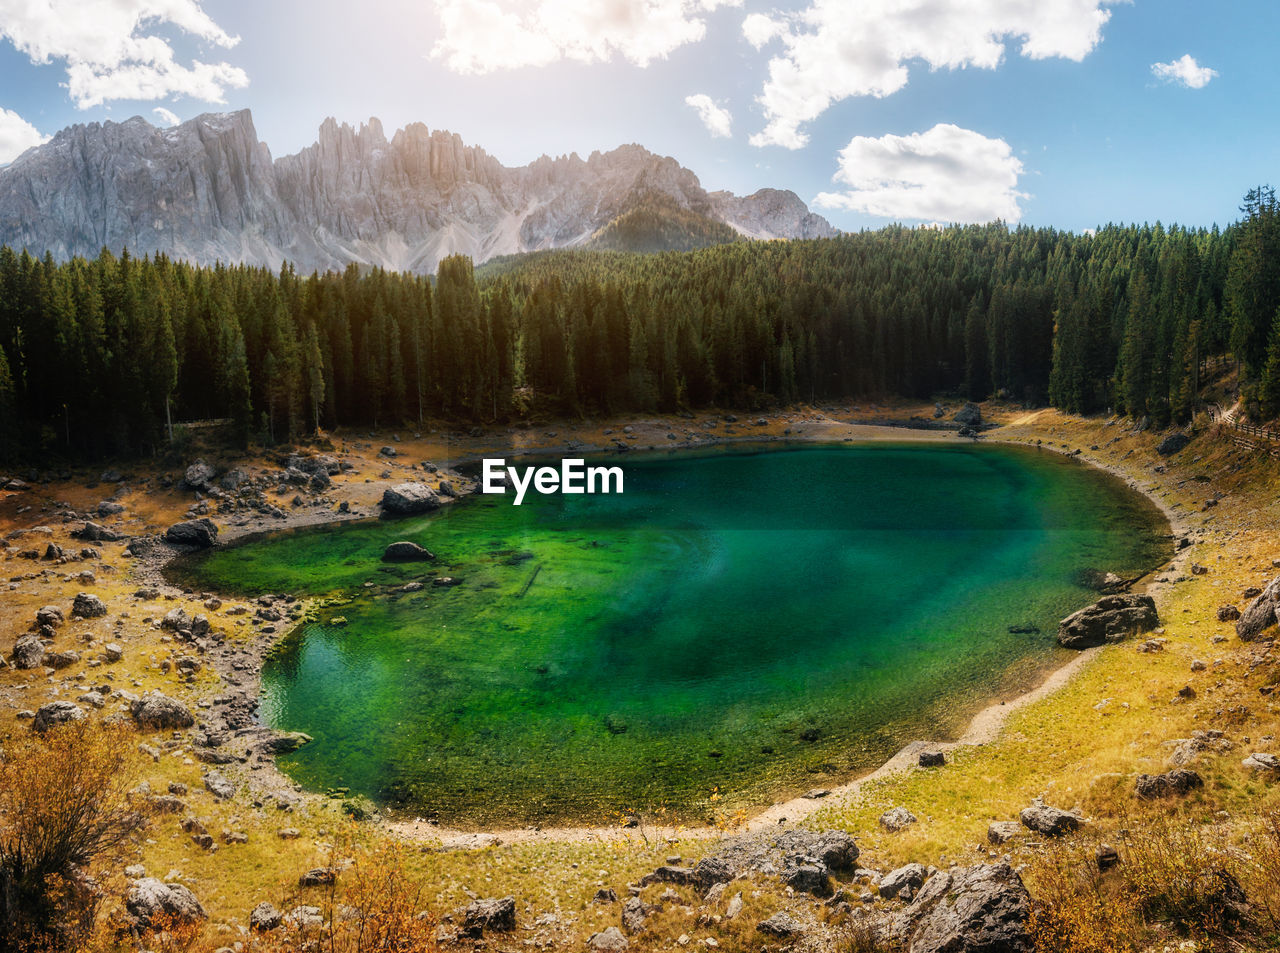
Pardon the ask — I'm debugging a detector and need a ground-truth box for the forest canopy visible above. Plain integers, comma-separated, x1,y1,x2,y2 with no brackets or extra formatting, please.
3,190,1280,462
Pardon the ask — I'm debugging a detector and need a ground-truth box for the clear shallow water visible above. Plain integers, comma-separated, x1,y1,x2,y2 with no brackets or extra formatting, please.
177,443,1170,827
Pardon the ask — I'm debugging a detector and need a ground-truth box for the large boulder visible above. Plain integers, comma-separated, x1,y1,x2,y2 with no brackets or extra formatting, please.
130,691,195,730
1237,577,1280,641
72,521,122,543
1135,769,1203,800
1019,803,1082,837
382,541,435,562
380,483,440,516
953,402,982,426
463,896,516,937
165,518,218,549
1156,432,1191,455
12,635,46,669
32,701,85,733
72,592,107,619
588,927,629,951
125,878,206,932
183,460,217,489
880,863,928,900
891,863,1032,953
35,605,64,628
249,901,282,932
1057,594,1159,649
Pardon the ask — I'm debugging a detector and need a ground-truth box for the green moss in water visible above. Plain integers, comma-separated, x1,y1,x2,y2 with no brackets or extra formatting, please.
174,443,1170,827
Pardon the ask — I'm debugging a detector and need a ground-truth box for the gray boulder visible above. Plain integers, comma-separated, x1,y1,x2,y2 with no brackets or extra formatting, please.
588,926,629,951
757,912,804,939
165,518,218,548
879,807,919,832
183,460,217,488
205,771,236,800
1019,803,1082,837
380,483,440,515
463,896,516,937
880,863,927,900
125,878,205,932
72,521,122,542
382,540,434,562
35,605,64,628
32,701,85,732
621,896,651,934
97,500,125,516
72,592,107,618
953,402,982,426
783,864,832,897
249,901,282,932
1134,768,1203,799
12,635,46,669
1057,594,1159,648
1237,577,1280,641
130,691,195,729
892,863,1031,953
1243,752,1280,773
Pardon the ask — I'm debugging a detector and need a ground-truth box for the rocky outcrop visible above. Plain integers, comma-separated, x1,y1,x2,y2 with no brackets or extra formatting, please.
1057,594,1158,648
890,864,1032,953
0,111,836,275
1236,577,1280,641
380,483,440,515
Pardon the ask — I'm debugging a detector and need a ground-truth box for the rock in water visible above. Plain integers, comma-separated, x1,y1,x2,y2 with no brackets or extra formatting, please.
1057,594,1158,648
892,864,1032,953
382,540,434,562
380,483,440,515
165,518,219,548
1237,576,1280,641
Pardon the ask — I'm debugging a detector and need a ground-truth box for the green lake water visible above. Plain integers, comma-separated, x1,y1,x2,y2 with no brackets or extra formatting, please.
175,442,1171,827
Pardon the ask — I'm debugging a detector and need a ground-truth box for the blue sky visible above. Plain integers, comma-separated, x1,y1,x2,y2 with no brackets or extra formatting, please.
0,0,1274,233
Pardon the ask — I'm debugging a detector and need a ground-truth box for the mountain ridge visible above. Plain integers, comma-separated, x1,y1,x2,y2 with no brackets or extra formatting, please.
0,109,836,274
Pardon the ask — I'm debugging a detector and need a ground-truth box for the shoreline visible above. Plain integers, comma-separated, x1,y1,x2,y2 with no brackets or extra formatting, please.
157,415,1191,849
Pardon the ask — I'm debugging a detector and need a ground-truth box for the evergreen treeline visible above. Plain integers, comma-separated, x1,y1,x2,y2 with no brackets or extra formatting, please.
4,189,1280,462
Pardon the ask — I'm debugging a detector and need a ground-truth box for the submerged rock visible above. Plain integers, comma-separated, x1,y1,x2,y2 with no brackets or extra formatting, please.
382,540,434,562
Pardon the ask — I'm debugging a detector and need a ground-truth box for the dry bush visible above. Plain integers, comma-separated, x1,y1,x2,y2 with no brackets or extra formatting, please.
249,836,438,953
1025,837,1141,953
0,722,143,953
1239,810,1280,946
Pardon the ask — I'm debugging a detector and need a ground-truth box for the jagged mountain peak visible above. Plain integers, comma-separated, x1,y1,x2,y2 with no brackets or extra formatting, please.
0,108,836,273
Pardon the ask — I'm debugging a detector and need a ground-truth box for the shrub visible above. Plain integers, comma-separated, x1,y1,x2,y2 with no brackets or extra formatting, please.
0,723,143,952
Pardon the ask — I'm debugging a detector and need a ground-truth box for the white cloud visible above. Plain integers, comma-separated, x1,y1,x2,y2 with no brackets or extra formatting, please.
0,0,248,108
153,106,181,126
746,0,1118,149
1151,54,1217,89
685,93,732,138
432,0,741,74
814,123,1028,224
0,108,49,165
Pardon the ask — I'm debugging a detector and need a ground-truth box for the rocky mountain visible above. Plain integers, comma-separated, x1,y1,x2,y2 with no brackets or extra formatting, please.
0,110,836,274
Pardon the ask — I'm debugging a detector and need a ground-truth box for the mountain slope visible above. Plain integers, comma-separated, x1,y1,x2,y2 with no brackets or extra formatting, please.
0,110,836,273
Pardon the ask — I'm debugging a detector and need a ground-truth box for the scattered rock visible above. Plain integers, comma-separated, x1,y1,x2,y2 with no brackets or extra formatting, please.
783,864,832,897
1217,604,1241,622
258,732,312,755
1242,752,1280,773
987,821,1020,845
1057,594,1159,649
104,643,123,662
622,896,651,934
1134,769,1204,799
891,863,1032,953
32,701,85,732
131,692,195,730
35,605,65,628
204,772,236,800
1019,803,1082,837
593,888,617,904
756,912,804,939
125,878,206,932
880,864,927,900
72,521,122,543
165,518,219,549
879,807,918,833
953,403,982,426
462,896,516,937
183,460,217,489
96,500,124,516
382,541,434,562
1170,730,1233,765
1096,845,1120,872
298,867,336,888
71,592,107,618
587,927,630,951
12,635,46,669
918,750,946,768
249,901,282,932
380,483,440,516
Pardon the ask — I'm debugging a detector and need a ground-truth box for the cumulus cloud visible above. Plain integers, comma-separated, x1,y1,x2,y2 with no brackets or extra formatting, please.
0,108,49,165
432,0,741,74
685,93,732,138
746,0,1117,149
153,106,181,126
0,0,248,108
1151,54,1218,89
814,123,1028,224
